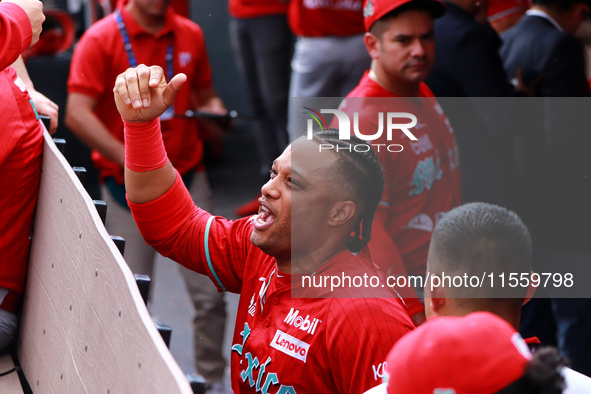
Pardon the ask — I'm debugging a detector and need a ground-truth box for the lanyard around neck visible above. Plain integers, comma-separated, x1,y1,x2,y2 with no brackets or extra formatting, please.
115,9,173,82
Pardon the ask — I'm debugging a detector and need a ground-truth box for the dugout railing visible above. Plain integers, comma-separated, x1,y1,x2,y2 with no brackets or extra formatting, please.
1,130,193,394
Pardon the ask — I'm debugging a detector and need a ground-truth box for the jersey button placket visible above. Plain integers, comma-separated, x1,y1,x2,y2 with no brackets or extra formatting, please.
264,318,271,327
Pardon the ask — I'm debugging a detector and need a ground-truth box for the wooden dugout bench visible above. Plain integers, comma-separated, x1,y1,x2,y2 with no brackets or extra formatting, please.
0,131,193,393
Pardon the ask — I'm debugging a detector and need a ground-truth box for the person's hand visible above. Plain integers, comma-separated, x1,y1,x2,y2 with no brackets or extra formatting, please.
29,89,58,133
113,64,187,123
198,96,226,115
5,0,45,46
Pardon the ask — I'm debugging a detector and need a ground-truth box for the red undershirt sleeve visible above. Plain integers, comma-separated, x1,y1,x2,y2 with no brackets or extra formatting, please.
0,2,32,70
128,172,250,293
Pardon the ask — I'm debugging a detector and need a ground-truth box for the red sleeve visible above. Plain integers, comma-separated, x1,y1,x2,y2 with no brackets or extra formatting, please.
0,2,32,70
67,29,109,98
325,298,414,393
190,24,213,95
128,172,251,293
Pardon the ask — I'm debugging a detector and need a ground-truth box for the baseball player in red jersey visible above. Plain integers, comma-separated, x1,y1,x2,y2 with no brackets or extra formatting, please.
114,65,414,393
0,0,60,350
336,0,460,325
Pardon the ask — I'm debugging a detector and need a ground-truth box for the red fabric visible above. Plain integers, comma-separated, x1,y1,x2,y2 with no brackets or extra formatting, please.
170,0,189,18
0,67,44,294
229,0,288,19
385,312,531,394
128,172,414,393
487,0,528,22
341,72,461,279
67,4,212,183
0,2,32,70
110,0,188,16
403,297,424,317
287,0,365,37
124,118,168,172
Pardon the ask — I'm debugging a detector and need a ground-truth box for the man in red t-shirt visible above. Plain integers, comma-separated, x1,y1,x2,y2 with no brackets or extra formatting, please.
114,64,414,393
65,0,228,389
336,0,460,326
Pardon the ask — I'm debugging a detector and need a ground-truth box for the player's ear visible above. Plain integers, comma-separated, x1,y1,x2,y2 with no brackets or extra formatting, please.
364,32,380,59
327,200,356,227
427,276,446,315
429,295,445,314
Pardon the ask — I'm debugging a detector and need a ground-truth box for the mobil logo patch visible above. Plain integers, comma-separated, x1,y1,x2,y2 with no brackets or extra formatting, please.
270,330,310,363
284,307,322,335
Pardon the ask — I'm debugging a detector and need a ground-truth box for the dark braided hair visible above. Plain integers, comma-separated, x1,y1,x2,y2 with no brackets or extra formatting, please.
496,347,568,394
312,129,384,253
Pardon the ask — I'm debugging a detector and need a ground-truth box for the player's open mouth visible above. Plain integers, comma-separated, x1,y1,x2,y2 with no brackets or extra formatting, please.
253,204,276,231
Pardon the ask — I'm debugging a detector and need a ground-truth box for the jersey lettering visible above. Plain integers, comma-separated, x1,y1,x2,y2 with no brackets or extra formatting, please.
372,361,388,381
256,357,272,392
277,386,297,394
231,322,251,356
241,352,260,386
232,323,298,392
262,372,279,394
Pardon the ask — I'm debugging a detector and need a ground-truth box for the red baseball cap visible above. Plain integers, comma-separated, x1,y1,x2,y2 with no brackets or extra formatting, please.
487,0,528,23
385,312,532,394
363,0,446,31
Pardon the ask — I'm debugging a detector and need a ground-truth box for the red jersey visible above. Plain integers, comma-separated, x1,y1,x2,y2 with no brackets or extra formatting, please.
67,4,213,183
287,0,364,37
129,173,414,393
0,67,44,294
341,72,461,277
0,2,32,70
229,0,288,19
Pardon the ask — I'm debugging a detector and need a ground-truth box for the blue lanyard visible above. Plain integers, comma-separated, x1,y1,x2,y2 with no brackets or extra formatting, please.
115,9,173,82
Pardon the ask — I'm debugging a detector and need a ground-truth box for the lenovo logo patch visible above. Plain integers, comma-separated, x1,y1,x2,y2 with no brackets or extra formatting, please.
270,330,310,363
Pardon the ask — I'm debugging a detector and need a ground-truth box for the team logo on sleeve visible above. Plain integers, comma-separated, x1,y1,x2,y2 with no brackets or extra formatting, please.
271,330,310,363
